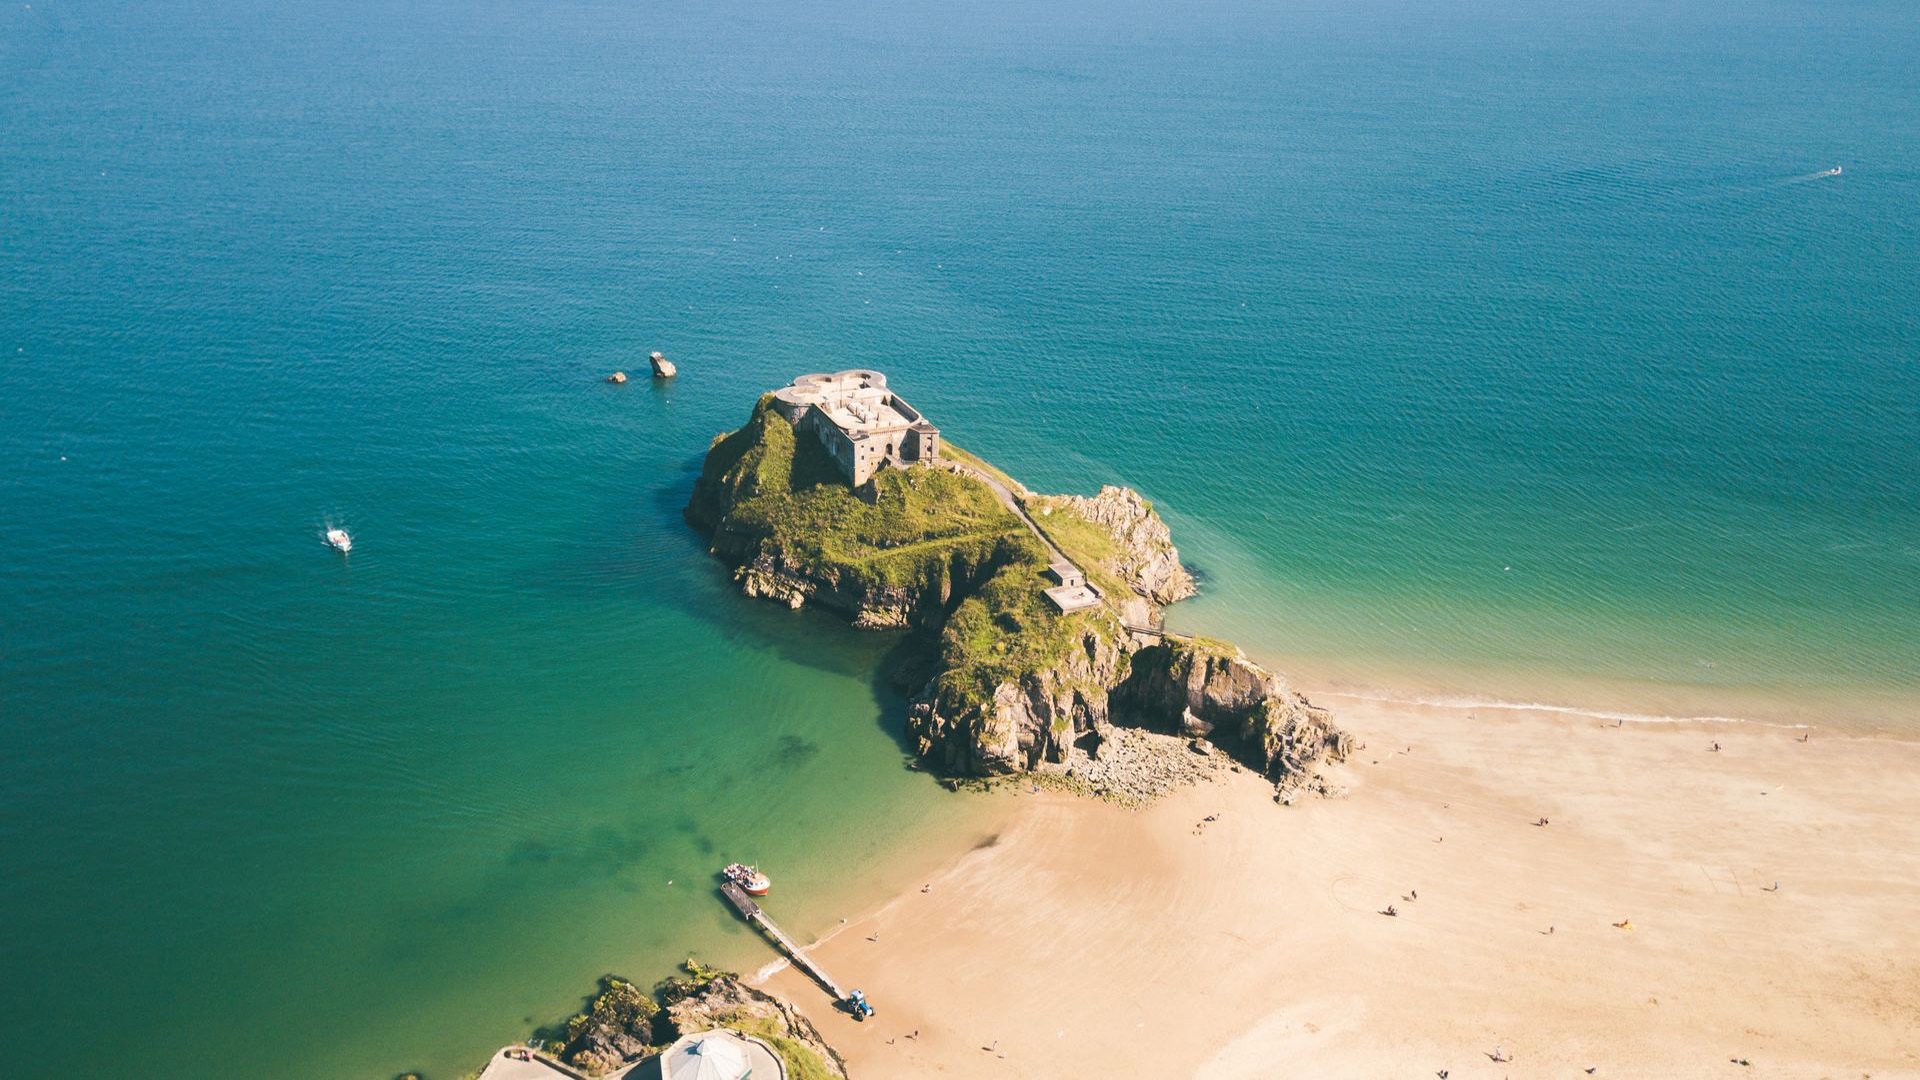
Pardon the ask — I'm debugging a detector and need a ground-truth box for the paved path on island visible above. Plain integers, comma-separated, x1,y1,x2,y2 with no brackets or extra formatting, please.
475,1048,588,1080
948,461,1070,566
948,461,1165,640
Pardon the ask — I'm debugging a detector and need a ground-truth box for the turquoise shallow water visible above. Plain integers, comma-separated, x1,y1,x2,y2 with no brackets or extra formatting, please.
3,1,1917,1076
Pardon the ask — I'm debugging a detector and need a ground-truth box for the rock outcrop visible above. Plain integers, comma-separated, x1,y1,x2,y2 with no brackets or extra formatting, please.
1034,485,1197,605
557,977,659,1075
907,612,1130,773
1115,639,1351,796
661,975,847,1079
728,538,1009,630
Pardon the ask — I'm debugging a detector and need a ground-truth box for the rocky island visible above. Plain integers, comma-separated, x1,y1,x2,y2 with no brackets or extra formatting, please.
686,371,1350,801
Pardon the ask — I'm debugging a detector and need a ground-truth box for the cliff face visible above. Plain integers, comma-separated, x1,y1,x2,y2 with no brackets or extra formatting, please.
907,612,1130,774
1114,639,1351,794
730,536,1011,630
1032,485,1197,606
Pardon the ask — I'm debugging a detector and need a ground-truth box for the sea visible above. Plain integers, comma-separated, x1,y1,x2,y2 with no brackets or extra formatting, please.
2,1,1915,1076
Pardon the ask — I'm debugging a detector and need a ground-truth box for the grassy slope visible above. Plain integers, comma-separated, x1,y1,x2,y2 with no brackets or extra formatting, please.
943,441,1131,598
941,441,1024,494
695,398,1024,590
729,1017,841,1080
933,554,1114,720
1018,497,1136,602
692,400,1118,716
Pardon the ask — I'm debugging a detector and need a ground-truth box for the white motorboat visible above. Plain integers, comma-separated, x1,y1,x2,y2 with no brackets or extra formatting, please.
326,528,353,554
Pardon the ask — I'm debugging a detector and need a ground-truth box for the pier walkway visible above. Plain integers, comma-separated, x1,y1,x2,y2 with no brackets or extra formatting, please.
720,881,847,1001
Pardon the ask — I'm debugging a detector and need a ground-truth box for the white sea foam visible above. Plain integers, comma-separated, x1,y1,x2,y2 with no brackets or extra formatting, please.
1321,688,1808,728
1782,166,1844,184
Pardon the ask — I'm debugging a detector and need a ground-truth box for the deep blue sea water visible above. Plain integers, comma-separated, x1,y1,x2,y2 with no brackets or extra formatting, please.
3,1,1916,1076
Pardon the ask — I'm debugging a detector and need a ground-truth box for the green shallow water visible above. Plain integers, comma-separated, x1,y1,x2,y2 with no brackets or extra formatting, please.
3,0,1918,1076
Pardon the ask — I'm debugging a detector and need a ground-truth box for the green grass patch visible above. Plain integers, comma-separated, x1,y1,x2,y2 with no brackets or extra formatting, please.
1019,496,1135,601
1181,635,1242,658
691,401,1124,717
691,399,1026,592
728,1017,842,1080
941,441,1024,493
931,538,1118,711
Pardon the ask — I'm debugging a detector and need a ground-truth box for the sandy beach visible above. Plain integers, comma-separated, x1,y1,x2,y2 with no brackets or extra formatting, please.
763,695,1920,1078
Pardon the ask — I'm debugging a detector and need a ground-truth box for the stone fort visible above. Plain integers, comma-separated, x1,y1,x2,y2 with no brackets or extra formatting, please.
770,369,941,486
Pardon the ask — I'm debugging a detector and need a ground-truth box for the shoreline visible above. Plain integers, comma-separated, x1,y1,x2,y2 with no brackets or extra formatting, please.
1245,644,1920,737
674,384,1918,1076
737,674,1915,1003
753,690,1920,1077
1320,687,1798,729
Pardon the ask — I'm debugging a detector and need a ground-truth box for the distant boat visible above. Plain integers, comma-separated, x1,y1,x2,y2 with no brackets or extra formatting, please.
326,528,352,554
1826,165,1843,176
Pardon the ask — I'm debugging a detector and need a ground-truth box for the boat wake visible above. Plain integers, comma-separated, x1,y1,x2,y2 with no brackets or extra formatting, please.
1783,165,1844,184
1690,166,1844,204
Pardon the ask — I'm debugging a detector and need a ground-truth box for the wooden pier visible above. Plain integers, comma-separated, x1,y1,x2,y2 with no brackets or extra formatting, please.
720,880,847,1001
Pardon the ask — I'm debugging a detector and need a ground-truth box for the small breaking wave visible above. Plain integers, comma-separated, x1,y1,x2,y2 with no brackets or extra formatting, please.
1320,688,1805,728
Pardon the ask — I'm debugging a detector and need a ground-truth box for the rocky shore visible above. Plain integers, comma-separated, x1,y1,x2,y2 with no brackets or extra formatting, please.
662,973,847,1078
481,963,847,1079
1029,484,1196,606
686,396,1350,803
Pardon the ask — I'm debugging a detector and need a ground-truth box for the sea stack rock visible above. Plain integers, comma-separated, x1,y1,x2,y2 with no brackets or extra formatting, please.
607,371,628,384
650,351,677,378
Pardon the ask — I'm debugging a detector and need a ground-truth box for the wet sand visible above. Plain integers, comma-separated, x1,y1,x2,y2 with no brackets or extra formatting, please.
762,696,1920,1078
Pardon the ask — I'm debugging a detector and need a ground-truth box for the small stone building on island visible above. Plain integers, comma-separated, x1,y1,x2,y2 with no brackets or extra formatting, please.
1043,559,1102,613
770,369,940,486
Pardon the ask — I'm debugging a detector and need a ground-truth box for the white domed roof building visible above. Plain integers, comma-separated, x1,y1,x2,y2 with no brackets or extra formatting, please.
650,1029,784,1080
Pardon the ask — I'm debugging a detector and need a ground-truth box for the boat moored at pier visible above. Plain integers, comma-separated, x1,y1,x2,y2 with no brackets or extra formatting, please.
722,862,770,895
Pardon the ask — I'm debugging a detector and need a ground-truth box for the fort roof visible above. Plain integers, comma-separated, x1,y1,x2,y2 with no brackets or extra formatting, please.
770,369,941,487
773,370,923,437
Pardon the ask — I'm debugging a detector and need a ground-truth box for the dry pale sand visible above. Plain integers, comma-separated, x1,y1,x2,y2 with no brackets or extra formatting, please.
762,696,1920,1079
